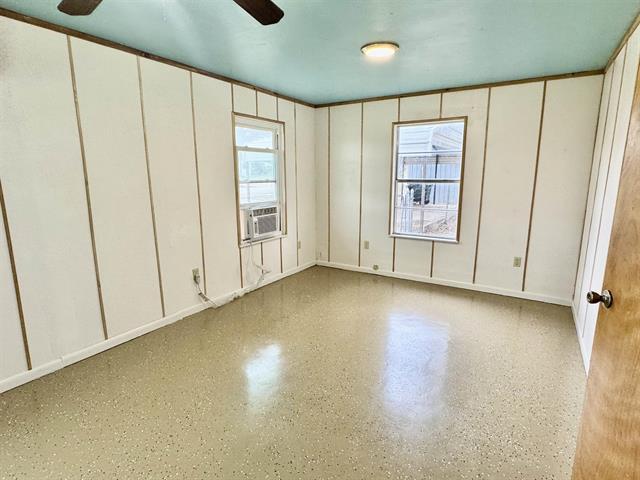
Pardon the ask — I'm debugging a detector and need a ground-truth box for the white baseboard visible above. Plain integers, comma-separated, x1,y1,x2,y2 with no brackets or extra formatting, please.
2,260,568,394
316,261,572,306
0,261,316,394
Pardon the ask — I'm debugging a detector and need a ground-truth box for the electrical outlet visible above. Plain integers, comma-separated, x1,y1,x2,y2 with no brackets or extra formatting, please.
192,268,201,284
363,240,370,250
513,257,522,268
373,264,379,271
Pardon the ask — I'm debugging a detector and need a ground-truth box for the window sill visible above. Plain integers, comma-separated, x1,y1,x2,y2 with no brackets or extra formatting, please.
239,232,286,248
390,233,459,244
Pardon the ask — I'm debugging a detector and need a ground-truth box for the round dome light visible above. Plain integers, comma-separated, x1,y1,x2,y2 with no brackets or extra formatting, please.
361,42,399,59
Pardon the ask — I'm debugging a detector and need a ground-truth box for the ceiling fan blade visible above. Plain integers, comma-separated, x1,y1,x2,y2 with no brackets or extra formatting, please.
57,0,104,16
232,0,284,25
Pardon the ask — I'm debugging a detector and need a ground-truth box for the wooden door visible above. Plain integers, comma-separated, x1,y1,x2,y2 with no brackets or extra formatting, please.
571,65,640,479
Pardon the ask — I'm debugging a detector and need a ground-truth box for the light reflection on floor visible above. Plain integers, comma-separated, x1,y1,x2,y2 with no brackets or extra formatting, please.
244,343,282,408
0,267,585,479
383,313,449,434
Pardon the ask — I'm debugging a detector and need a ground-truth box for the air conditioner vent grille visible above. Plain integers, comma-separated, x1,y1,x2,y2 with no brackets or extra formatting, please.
256,214,278,235
253,206,278,216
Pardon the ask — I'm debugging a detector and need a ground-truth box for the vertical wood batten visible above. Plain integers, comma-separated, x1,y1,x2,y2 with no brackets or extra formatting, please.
357,102,364,266
136,56,166,317
429,93,444,278
0,179,31,370
391,98,400,272
67,35,108,339
230,84,245,288
472,88,492,283
327,107,331,262
294,103,300,267
190,72,208,295
521,80,548,291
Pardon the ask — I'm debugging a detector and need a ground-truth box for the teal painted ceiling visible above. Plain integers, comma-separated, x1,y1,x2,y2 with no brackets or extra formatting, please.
1,0,638,104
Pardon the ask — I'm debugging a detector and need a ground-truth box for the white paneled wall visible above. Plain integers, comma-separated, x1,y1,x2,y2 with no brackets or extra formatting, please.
435,88,489,282
191,74,242,299
0,18,105,368
262,239,283,279
71,39,163,337
0,18,316,392
257,92,278,120
329,104,362,266
0,196,28,378
139,58,202,316
296,104,317,266
573,25,640,370
360,99,397,271
525,76,603,299
233,85,257,116
316,76,601,306
278,99,299,273
314,108,329,261
240,244,263,287
475,82,544,291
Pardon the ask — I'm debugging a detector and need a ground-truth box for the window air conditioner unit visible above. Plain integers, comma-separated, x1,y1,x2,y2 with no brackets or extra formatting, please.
244,205,280,241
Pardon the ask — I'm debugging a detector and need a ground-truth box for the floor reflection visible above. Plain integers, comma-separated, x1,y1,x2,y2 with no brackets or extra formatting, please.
244,343,282,408
383,313,449,432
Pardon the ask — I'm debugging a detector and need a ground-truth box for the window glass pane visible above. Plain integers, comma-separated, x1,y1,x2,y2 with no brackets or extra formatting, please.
396,121,464,180
235,126,275,149
239,182,277,205
238,183,250,205
238,151,277,182
397,152,462,180
394,182,459,240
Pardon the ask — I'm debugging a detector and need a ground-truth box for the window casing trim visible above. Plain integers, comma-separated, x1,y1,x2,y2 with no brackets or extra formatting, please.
388,115,468,244
232,113,287,247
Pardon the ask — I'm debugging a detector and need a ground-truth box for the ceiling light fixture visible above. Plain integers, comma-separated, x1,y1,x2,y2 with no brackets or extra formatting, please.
361,42,399,59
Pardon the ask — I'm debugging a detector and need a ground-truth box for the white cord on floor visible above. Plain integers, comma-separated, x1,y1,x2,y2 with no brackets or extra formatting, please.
249,241,269,287
196,280,220,308
192,268,220,308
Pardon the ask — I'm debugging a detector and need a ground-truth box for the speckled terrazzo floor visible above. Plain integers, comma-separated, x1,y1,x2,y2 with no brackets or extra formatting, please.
0,266,585,479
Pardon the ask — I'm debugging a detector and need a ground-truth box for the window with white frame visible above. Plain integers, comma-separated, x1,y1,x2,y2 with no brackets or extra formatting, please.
234,115,286,244
390,118,466,242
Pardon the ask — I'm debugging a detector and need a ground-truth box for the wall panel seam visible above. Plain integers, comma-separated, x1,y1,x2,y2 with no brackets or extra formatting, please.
391,98,400,272
327,107,331,262
294,103,300,267
357,103,364,267
189,72,208,294
230,85,244,288
0,180,32,370
521,80,548,291
136,56,166,316
472,88,492,283
430,94,444,278
67,36,108,339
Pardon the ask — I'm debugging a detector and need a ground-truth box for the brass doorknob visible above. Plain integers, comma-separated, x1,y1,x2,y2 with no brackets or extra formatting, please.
586,290,613,308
